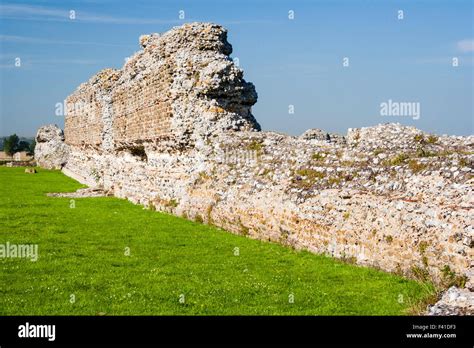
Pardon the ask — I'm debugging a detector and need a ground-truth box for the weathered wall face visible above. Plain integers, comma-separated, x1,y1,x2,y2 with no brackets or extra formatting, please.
64,23,259,155
111,71,173,144
65,69,120,149
111,43,175,146
36,23,474,293
35,124,69,169
64,93,103,147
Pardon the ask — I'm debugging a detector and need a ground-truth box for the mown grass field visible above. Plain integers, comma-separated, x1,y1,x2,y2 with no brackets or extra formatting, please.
0,166,435,315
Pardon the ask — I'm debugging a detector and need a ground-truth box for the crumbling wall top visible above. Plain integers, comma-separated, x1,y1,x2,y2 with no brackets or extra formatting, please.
64,22,259,150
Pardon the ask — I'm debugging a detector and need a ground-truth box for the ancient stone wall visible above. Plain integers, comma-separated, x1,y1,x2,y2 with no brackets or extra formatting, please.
64,69,120,149
36,23,474,295
111,57,175,145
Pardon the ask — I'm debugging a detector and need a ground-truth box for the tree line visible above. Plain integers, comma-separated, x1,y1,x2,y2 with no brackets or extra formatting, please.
2,134,36,156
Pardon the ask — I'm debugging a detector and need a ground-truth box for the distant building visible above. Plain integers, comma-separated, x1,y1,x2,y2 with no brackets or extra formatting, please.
0,151,13,161
0,151,32,161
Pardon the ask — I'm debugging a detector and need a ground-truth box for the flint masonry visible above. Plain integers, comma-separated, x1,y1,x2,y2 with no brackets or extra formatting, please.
35,23,474,300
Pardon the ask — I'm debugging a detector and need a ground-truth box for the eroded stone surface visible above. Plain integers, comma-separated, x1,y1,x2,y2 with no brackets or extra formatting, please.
428,287,474,315
35,124,69,169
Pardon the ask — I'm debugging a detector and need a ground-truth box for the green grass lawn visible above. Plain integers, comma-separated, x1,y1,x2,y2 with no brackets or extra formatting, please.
0,166,435,315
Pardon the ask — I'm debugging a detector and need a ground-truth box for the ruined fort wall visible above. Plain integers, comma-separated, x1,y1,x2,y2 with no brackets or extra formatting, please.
39,23,473,289
64,88,103,148
111,63,174,145
177,134,473,286
61,126,473,287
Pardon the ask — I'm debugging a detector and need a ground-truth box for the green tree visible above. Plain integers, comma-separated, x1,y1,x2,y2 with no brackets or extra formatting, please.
28,140,36,156
4,134,19,156
18,140,30,152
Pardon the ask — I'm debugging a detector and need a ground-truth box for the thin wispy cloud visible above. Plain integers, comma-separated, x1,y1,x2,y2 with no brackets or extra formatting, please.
457,39,474,53
0,4,269,26
0,3,183,24
413,56,474,66
30,58,101,65
0,34,134,48
0,54,102,69
0,4,68,18
0,53,19,59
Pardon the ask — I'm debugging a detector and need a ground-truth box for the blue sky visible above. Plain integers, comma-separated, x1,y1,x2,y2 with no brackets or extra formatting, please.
0,0,473,137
